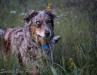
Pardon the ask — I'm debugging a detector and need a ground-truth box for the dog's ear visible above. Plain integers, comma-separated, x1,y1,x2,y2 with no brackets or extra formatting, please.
49,12,56,19
24,10,38,23
45,9,56,19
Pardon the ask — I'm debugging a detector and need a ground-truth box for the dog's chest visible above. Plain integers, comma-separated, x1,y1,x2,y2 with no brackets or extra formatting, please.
20,43,48,69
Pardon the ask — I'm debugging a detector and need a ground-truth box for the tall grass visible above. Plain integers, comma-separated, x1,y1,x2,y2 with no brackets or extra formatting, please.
0,0,97,75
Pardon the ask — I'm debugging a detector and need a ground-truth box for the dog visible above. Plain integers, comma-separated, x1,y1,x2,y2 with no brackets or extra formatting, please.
0,10,60,74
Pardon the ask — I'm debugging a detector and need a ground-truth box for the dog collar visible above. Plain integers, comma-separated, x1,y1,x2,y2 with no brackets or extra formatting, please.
42,44,49,49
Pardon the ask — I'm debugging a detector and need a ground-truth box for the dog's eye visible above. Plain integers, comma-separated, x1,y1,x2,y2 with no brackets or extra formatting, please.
35,21,41,27
36,21,40,25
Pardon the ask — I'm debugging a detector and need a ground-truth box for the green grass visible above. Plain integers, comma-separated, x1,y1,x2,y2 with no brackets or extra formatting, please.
0,0,97,75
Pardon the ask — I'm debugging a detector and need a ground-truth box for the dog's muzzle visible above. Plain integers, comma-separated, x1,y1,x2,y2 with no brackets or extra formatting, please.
31,27,60,49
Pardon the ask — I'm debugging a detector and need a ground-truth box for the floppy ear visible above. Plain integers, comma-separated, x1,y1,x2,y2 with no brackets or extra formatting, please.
45,9,56,19
50,12,56,19
24,10,38,23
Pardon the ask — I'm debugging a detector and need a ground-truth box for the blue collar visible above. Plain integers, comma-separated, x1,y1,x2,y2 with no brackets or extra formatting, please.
42,44,49,49
32,38,49,49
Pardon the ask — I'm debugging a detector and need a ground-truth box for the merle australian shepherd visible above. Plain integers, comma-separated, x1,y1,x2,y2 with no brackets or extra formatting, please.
0,9,60,74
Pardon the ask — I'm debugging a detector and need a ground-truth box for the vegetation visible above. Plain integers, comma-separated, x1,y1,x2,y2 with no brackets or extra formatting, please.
0,0,97,75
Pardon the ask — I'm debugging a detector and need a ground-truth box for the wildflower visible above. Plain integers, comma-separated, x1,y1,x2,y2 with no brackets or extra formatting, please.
65,58,76,72
47,2,52,11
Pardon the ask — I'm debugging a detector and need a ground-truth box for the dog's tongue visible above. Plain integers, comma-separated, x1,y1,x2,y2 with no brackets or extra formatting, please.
42,44,49,49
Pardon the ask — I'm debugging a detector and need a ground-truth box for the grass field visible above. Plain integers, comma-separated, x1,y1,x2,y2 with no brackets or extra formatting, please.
0,0,97,75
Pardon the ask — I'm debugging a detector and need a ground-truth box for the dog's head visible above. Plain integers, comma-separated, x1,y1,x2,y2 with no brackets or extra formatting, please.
24,10,60,48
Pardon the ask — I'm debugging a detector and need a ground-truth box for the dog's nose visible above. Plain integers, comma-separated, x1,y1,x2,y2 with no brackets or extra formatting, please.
45,30,50,38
